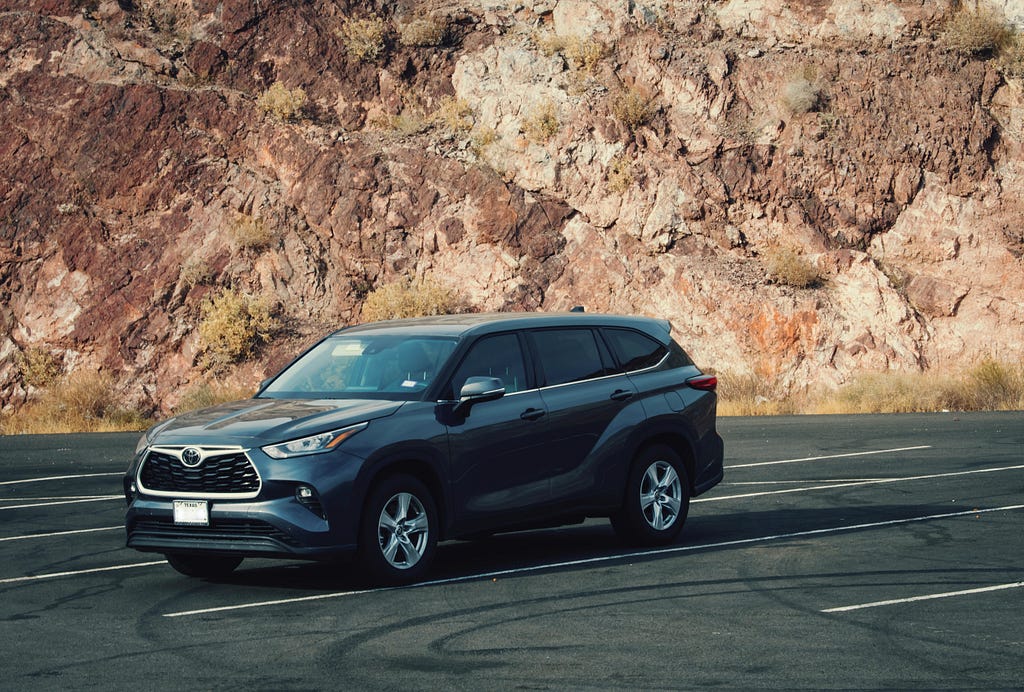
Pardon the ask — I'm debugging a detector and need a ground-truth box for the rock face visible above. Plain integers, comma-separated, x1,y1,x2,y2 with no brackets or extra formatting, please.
1,0,1022,414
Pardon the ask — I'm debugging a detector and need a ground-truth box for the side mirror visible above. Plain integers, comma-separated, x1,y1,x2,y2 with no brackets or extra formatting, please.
455,376,505,413
255,377,274,395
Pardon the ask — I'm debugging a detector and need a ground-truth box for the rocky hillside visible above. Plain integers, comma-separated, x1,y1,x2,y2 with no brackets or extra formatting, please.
2,0,1023,415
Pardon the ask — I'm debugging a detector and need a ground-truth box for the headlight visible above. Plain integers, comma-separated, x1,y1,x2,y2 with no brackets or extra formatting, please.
134,434,149,456
262,422,368,459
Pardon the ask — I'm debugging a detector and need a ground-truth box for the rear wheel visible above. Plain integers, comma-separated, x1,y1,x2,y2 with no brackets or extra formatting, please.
611,444,690,546
165,553,243,578
357,474,438,585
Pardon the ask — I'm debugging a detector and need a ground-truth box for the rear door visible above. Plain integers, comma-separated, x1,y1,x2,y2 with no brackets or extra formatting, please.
527,328,643,507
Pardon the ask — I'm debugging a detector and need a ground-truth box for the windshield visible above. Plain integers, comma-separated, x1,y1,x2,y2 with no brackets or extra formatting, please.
260,334,459,400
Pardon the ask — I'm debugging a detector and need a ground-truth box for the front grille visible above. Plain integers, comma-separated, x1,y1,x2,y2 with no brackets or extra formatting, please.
129,518,299,547
139,449,260,497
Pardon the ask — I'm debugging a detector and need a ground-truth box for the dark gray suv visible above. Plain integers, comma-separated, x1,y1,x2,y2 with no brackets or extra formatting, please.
125,312,723,583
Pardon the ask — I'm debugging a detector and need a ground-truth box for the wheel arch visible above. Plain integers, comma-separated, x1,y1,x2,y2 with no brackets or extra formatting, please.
356,454,450,540
631,431,698,492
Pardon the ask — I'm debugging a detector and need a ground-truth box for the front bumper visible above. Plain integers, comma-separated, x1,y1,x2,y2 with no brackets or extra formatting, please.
124,445,363,560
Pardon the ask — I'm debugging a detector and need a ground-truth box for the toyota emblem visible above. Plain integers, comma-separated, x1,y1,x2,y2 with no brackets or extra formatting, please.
181,447,203,468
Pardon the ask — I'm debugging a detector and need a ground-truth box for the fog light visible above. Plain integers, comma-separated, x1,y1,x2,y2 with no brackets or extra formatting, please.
295,485,326,519
124,478,138,505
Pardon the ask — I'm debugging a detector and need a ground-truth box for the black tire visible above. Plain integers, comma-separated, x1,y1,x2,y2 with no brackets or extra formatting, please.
165,553,243,578
357,474,439,586
611,444,691,546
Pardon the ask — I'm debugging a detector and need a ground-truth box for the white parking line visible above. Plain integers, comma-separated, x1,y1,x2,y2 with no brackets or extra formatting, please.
0,496,122,511
0,472,123,486
0,560,166,585
728,446,932,469
0,526,122,542
822,581,1024,613
694,463,1024,503
0,495,115,502
161,503,1024,618
725,479,885,485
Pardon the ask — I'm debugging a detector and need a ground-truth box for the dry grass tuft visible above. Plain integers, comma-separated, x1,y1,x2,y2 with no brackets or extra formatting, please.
606,154,636,194
362,276,471,321
15,347,62,389
522,100,559,143
0,371,149,434
763,246,822,288
398,16,448,47
174,380,254,414
227,213,275,252
198,288,279,370
432,96,475,133
257,82,307,122
717,358,1024,416
942,4,1015,56
780,76,821,115
610,88,655,131
535,32,607,73
339,15,389,62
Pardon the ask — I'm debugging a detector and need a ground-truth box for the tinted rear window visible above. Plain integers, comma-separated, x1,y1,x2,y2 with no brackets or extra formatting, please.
531,329,612,386
603,328,668,372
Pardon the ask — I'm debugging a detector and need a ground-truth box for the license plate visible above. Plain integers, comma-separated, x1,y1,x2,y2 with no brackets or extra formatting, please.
173,499,209,526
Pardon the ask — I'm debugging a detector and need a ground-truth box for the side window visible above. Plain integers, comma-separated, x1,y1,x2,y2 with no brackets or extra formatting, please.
603,328,669,372
531,329,610,387
449,333,528,395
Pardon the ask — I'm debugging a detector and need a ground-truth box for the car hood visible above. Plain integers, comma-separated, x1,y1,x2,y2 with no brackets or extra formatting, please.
147,398,405,446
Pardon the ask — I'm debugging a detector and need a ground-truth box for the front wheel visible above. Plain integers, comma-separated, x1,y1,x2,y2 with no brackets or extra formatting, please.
357,474,438,585
611,445,691,546
165,553,243,578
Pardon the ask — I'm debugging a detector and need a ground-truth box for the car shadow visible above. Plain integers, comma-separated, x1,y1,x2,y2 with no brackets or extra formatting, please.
205,502,980,591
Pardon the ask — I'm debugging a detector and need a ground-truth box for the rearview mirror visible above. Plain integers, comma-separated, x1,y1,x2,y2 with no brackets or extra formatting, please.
456,376,505,412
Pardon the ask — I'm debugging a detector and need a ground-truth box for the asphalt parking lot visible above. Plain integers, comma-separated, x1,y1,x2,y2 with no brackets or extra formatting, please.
1,411,1022,690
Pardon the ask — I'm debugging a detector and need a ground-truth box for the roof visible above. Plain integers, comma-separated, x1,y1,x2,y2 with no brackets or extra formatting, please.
333,311,673,341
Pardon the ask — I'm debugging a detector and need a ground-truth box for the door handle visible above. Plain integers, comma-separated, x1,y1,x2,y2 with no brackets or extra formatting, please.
610,389,634,401
520,408,546,421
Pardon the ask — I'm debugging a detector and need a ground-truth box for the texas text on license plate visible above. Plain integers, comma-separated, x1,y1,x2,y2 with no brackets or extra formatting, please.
173,499,209,525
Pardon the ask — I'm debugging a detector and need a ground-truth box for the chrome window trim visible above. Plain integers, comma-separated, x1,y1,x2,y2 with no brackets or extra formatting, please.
538,371,629,392
137,445,263,500
622,349,671,376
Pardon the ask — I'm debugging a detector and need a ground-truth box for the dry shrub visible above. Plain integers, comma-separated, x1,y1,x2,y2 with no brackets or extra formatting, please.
15,347,62,389
942,4,1014,56
470,125,497,153
535,32,607,72
227,213,275,252
379,110,429,136
339,15,388,62
0,371,149,434
257,82,307,122
198,288,279,370
398,16,448,47
816,372,957,414
997,35,1024,77
780,76,821,115
174,380,254,414
432,96,474,133
715,372,804,417
719,358,1024,416
606,154,636,194
611,88,655,131
362,276,471,321
764,246,821,288
959,358,1024,410
180,258,213,288
522,100,559,143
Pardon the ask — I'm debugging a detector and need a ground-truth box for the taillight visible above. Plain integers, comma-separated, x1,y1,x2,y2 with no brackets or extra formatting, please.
686,374,718,391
